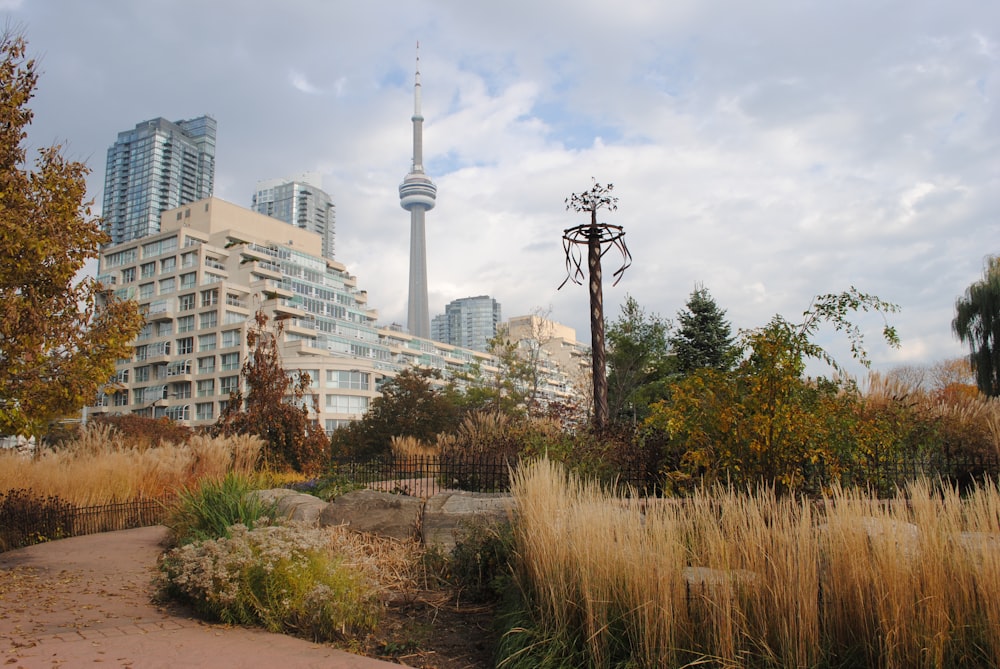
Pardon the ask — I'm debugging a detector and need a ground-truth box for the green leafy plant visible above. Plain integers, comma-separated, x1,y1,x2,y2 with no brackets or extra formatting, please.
166,472,275,546
160,522,379,641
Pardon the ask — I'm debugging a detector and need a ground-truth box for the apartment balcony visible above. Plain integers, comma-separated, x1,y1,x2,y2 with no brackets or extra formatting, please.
145,300,174,322
251,278,294,299
266,296,307,319
248,260,282,279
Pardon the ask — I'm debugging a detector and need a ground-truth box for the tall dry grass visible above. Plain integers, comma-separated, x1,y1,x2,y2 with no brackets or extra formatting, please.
0,424,263,506
505,458,1000,668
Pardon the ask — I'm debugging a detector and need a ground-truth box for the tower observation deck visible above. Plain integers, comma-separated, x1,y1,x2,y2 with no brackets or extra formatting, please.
399,44,437,339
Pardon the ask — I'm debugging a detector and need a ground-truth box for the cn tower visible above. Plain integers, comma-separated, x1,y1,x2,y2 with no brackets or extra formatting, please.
399,44,437,339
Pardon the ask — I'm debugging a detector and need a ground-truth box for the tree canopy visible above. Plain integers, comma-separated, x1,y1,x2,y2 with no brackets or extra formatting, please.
329,368,461,459
0,31,142,437
606,296,672,425
215,310,328,473
669,285,735,374
953,256,1000,397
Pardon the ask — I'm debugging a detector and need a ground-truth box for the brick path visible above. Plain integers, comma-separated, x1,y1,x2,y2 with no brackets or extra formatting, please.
0,526,397,668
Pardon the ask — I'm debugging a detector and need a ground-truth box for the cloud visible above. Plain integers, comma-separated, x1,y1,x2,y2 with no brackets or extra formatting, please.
6,0,999,376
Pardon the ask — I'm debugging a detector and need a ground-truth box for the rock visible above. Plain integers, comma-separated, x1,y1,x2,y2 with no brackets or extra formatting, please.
423,491,515,551
319,489,423,541
683,566,759,594
250,488,300,505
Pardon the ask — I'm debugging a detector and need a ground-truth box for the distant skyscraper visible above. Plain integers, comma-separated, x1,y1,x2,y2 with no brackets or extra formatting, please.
432,296,502,353
252,173,336,260
102,116,216,244
399,46,437,339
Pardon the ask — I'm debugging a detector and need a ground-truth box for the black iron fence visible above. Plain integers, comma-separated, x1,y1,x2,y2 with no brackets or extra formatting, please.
330,452,1000,499
0,490,171,553
330,453,520,498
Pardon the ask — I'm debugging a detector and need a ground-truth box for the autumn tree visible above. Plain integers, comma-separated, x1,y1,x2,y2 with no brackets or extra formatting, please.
0,31,143,437
953,256,1000,396
329,368,461,460
457,326,536,417
606,296,672,425
214,310,328,474
647,288,900,492
670,284,735,374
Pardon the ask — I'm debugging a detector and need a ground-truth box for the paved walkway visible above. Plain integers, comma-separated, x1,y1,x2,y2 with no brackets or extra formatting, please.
0,526,399,668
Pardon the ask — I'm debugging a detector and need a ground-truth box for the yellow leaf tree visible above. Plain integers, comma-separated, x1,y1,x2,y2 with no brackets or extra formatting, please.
0,31,143,438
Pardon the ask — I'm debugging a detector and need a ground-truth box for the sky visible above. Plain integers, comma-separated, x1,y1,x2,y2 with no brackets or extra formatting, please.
4,0,999,380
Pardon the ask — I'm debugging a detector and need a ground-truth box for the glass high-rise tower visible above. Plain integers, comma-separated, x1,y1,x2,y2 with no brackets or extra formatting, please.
102,116,216,244
252,173,336,260
431,295,502,353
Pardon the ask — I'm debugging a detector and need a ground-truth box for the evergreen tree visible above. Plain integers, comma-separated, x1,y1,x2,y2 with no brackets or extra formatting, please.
953,256,1000,397
606,296,672,425
670,285,735,375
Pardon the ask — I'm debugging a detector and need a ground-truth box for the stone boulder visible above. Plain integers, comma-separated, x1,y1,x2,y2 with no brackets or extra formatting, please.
319,489,423,541
423,491,516,551
249,489,329,524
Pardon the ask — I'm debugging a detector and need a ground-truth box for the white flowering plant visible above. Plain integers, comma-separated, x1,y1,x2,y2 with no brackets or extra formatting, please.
160,521,380,641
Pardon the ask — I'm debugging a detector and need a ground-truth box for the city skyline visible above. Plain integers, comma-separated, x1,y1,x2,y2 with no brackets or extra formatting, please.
7,1,1000,379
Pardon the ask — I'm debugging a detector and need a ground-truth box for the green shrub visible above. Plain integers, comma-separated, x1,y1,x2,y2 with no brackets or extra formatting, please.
166,472,275,546
159,522,379,641
436,518,515,603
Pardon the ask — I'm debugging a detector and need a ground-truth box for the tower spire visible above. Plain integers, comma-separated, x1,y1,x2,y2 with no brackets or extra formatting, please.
399,42,437,339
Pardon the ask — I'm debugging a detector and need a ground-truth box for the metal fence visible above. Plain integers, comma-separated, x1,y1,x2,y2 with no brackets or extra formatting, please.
330,454,518,498
0,491,171,553
329,453,658,498
331,452,1000,499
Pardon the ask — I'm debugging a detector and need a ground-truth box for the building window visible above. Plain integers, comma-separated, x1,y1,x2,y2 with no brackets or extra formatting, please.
196,379,214,397
156,321,173,337
177,337,194,355
220,352,240,371
160,256,176,273
177,315,195,333
164,404,190,421
325,394,369,415
198,333,216,351
199,311,218,329
159,277,175,294
197,356,215,374
113,390,129,407
196,402,214,421
139,283,154,299
325,370,370,390
140,262,155,279
221,329,241,348
181,251,197,268
134,366,150,382
121,267,136,283
173,382,192,399
178,293,196,311
180,272,197,289
220,376,239,395
201,289,218,307
224,311,245,325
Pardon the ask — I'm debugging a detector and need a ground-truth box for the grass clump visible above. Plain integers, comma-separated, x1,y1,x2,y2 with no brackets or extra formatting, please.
166,472,275,546
0,425,263,506
160,522,380,641
501,458,1000,668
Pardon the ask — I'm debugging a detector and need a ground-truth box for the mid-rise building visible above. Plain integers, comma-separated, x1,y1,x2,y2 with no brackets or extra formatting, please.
252,173,335,260
505,315,590,407
91,198,493,432
102,116,217,244
432,296,502,353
